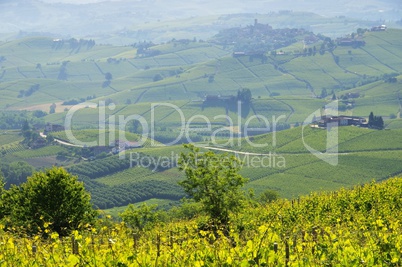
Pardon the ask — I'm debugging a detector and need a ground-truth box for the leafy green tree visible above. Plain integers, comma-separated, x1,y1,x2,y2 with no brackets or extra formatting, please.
57,62,68,80
153,73,163,82
237,88,252,103
21,120,34,145
178,144,247,226
104,72,113,81
369,112,374,125
368,111,384,129
102,80,111,88
1,167,97,236
0,171,4,194
319,43,326,55
320,88,328,99
32,110,47,118
21,120,41,146
0,172,5,219
49,103,56,114
334,55,339,64
377,116,384,129
128,119,143,134
168,198,203,220
21,119,30,132
357,28,365,35
4,161,33,187
46,134,54,144
258,189,279,204
120,203,161,232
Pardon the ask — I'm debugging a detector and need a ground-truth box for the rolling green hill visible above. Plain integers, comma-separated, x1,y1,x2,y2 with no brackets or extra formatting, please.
1,20,402,210
6,125,398,209
1,7,402,265
5,122,402,210
0,29,401,132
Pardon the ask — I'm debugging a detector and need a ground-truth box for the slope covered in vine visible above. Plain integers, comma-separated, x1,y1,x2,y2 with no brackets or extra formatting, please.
1,176,402,266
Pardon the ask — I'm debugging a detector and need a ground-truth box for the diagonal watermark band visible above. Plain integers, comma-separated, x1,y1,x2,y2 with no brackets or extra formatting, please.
302,100,339,166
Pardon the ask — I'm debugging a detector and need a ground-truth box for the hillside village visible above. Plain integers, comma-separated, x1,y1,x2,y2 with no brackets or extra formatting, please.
315,115,367,128
212,19,318,56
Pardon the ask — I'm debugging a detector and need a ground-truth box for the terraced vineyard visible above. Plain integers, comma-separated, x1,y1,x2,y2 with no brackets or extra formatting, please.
51,129,161,148
2,6,402,265
1,29,400,124
0,131,22,144
387,119,402,129
66,125,402,204
95,168,184,186
3,176,402,266
0,132,25,154
5,28,401,134
204,126,402,198
1,18,402,209
0,142,25,154
12,145,66,159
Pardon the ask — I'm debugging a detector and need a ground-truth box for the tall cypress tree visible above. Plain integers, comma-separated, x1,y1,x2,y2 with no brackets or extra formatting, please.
368,112,374,126
368,112,384,129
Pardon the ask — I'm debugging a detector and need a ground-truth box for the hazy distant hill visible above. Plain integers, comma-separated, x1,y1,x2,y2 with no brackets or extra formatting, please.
0,0,401,44
1,0,402,210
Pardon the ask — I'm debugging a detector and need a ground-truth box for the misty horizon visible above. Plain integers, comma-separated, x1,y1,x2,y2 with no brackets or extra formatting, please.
0,0,401,44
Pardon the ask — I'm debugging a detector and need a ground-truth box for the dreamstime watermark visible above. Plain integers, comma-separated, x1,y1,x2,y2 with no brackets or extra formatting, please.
63,99,339,166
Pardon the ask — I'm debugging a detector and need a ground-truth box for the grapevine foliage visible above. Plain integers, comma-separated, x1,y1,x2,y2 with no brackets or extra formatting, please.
1,177,402,265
